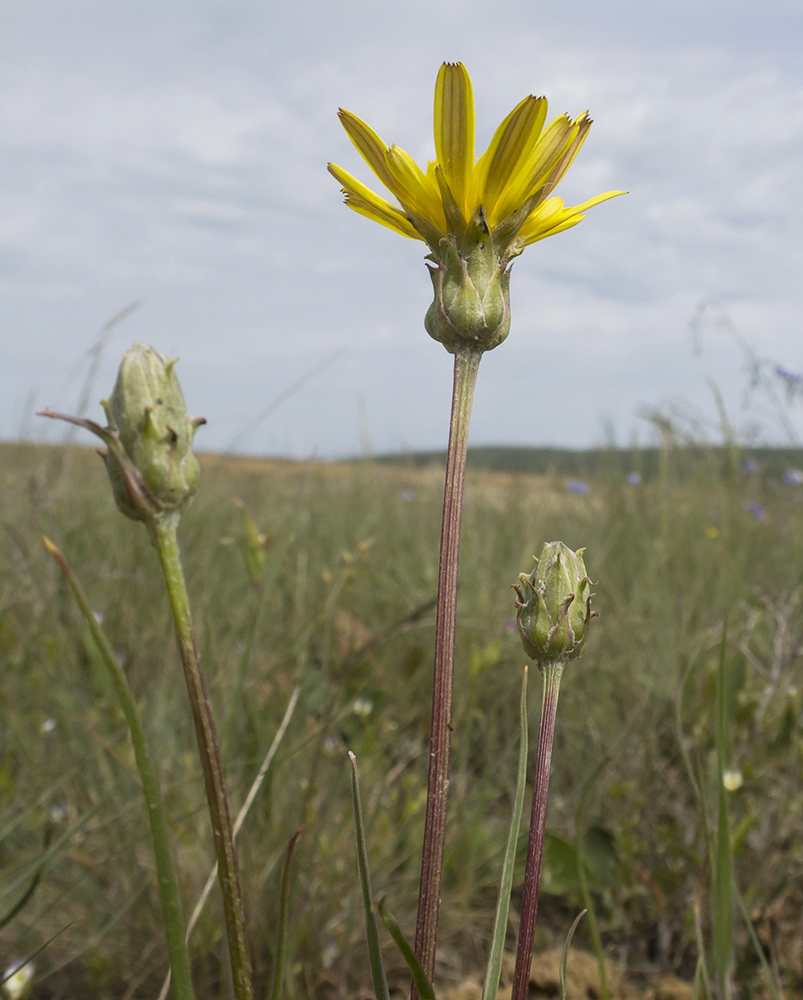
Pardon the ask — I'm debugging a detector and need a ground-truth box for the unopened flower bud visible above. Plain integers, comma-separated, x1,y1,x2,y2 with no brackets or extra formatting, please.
424,231,511,353
513,541,597,667
101,343,205,521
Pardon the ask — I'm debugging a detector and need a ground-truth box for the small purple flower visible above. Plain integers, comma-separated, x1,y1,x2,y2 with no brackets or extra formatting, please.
776,364,803,387
745,501,766,521
741,459,760,475
400,488,416,502
505,618,517,632
566,479,590,496
783,468,803,487
626,471,642,486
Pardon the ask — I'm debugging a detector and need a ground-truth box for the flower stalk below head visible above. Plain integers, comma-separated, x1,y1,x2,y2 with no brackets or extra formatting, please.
510,542,598,1000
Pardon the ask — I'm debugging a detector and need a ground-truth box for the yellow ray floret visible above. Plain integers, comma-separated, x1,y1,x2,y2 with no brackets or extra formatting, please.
328,62,625,253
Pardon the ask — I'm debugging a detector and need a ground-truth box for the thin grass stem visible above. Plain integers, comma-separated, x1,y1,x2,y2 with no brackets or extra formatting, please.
714,622,734,1000
482,666,529,1000
575,759,610,1000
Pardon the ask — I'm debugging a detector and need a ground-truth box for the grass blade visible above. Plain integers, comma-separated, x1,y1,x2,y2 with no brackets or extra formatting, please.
482,666,529,1000
41,536,196,1000
735,887,783,1000
0,828,50,930
158,685,300,1000
692,898,712,1000
0,921,74,993
349,752,390,1000
559,910,587,1000
377,896,436,1000
270,828,303,1000
575,758,610,1000
714,621,734,998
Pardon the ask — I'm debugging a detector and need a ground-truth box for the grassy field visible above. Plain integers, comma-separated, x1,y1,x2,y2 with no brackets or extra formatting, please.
1,440,802,999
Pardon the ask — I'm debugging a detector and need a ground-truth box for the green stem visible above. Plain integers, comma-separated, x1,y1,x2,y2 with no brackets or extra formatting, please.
482,666,529,1000
512,661,565,1000
412,344,482,998
151,515,255,1000
42,537,196,1000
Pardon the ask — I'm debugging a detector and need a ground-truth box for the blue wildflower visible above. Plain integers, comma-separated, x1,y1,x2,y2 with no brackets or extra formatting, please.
783,468,803,487
626,471,642,486
776,364,803,387
741,459,760,474
566,479,590,496
744,501,766,521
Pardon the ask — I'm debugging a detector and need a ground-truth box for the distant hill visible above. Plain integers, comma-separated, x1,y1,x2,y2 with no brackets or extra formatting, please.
372,444,803,480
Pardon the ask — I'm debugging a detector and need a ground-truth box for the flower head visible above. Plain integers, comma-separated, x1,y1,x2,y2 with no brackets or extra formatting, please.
39,343,205,524
513,541,597,667
329,63,624,352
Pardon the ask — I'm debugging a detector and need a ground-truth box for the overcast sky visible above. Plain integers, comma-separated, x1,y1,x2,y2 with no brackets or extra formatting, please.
2,0,803,458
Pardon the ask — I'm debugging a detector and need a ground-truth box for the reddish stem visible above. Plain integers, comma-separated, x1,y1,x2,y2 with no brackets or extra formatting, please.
511,661,565,1000
411,345,482,998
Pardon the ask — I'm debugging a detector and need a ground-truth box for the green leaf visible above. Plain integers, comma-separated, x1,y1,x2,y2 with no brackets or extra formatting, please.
735,887,781,1000
541,828,617,896
582,828,618,886
269,828,302,1000
482,666,529,1000
377,897,436,1000
559,910,586,1000
349,753,390,1000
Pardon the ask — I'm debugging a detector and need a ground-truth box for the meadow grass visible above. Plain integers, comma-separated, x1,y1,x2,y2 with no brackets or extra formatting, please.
1,439,802,998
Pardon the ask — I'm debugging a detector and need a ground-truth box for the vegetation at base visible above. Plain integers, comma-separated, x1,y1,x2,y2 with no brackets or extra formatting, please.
1,439,802,999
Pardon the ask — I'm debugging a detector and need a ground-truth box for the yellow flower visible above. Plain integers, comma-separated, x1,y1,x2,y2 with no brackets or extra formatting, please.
328,62,623,249
328,63,625,353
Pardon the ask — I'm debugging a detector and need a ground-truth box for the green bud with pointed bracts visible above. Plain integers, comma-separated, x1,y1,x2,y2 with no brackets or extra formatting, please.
424,227,511,354
101,343,205,521
513,541,597,667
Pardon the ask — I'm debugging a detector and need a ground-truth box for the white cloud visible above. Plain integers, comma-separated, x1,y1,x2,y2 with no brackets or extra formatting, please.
2,1,803,455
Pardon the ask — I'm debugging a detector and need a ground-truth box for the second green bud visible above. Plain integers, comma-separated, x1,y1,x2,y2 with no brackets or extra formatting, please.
513,541,596,667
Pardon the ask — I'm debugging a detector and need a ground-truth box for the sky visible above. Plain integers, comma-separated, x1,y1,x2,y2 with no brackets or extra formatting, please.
2,0,803,458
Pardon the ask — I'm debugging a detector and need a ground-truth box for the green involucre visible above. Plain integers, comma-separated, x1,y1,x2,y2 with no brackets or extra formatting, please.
513,541,596,666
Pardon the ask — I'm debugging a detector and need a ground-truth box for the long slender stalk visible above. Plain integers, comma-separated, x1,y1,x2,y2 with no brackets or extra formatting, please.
412,344,482,997
151,514,255,1000
511,661,565,1000
42,537,196,1000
